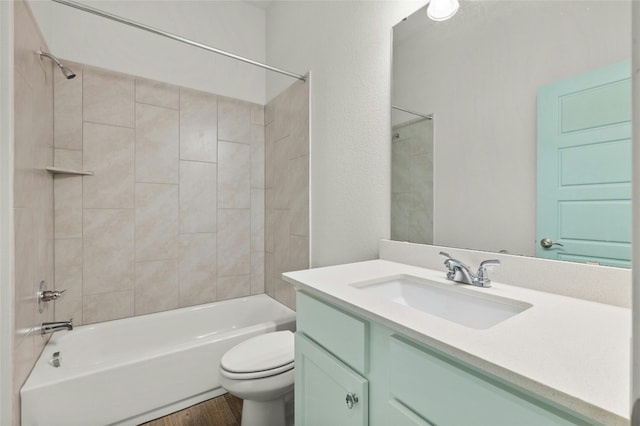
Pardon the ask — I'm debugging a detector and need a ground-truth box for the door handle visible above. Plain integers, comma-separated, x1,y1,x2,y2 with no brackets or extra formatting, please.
540,238,564,249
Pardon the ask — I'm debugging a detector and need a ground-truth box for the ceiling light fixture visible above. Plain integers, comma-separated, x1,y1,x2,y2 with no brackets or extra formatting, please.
427,0,460,21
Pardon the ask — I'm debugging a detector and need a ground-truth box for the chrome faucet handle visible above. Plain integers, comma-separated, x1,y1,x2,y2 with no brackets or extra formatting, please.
476,259,500,287
439,251,470,270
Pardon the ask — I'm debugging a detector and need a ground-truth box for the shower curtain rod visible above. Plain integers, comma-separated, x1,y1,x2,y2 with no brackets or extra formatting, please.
50,0,307,82
392,105,433,120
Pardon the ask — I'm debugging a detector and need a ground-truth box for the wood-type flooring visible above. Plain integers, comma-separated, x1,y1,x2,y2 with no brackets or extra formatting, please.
141,394,243,426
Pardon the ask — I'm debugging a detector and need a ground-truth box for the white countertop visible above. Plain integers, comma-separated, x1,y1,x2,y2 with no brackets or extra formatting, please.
283,259,631,425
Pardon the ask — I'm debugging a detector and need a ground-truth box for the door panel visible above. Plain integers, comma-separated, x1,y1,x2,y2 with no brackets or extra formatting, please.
537,60,631,266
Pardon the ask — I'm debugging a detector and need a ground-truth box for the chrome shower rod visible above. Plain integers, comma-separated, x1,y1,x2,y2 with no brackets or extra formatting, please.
392,105,433,120
50,0,307,82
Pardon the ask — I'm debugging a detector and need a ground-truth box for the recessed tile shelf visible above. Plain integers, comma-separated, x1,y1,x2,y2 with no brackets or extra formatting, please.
45,167,94,176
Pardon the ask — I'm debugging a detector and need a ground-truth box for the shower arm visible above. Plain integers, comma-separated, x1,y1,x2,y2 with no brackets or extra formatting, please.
50,0,307,82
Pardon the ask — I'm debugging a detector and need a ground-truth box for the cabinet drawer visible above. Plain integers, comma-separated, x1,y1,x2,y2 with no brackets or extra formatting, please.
297,292,368,374
389,336,594,426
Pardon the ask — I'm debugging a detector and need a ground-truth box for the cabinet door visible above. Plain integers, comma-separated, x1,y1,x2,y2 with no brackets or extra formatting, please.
295,333,368,426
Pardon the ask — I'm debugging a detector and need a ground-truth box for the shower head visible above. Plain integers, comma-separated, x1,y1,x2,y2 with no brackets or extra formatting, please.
36,51,76,79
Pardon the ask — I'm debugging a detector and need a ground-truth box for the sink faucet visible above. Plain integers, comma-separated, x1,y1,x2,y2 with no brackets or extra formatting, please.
439,252,500,288
40,320,73,335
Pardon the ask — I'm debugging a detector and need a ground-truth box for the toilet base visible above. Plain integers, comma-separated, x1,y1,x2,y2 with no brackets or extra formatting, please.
241,397,286,426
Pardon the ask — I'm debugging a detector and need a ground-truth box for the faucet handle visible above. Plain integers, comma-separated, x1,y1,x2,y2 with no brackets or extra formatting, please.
476,259,500,287
479,259,500,269
439,252,469,270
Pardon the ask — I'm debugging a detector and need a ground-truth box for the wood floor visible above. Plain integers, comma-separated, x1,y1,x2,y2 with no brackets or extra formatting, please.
141,394,243,426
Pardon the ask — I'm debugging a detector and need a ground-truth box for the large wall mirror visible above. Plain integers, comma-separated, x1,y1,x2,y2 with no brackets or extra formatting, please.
392,1,631,267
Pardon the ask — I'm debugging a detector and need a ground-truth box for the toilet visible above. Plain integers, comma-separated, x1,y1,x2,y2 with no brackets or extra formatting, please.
219,330,295,426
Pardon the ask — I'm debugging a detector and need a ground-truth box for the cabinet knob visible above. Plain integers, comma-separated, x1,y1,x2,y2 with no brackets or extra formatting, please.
345,393,359,409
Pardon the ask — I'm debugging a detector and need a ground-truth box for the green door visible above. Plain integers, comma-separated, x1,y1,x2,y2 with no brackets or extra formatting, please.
295,333,368,426
537,61,631,267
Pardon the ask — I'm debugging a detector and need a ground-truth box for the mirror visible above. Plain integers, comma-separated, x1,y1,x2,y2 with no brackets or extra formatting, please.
391,1,631,266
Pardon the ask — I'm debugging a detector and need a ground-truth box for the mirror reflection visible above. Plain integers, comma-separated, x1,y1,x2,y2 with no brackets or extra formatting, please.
391,1,631,267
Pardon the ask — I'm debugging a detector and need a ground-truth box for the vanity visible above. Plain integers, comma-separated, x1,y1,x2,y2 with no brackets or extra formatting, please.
283,241,631,426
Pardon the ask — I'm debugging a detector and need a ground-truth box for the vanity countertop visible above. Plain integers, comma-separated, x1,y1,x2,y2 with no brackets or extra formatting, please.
283,259,631,425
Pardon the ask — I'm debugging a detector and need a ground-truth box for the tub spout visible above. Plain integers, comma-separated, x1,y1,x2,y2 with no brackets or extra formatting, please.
40,320,73,335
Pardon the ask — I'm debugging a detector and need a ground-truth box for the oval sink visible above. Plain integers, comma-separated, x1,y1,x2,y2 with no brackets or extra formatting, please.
351,275,532,329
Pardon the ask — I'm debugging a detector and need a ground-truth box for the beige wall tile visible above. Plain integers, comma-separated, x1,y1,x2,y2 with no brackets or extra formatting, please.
135,183,179,262
265,252,275,298
251,104,265,126
218,141,250,209
135,103,179,184
14,0,42,85
218,275,251,301
135,260,179,315
135,78,179,109
83,290,134,324
83,209,134,294
180,88,217,163
265,206,274,254
218,96,252,143
54,149,82,170
83,122,135,208
54,176,82,239
54,61,83,150
251,125,265,189
218,209,251,277
251,188,264,253
274,278,291,308
83,66,134,128
290,80,310,159
273,209,290,276
54,238,83,324
179,233,217,307
290,155,309,237
273,137,291,210
251,251,265,295
265,123,275,189
14,71,36,209
272,89,291,142
289,235,309,272
14,208,35,341
179,161,217,233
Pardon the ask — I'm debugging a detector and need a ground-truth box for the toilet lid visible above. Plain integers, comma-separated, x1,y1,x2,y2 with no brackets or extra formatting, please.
221,330,294,374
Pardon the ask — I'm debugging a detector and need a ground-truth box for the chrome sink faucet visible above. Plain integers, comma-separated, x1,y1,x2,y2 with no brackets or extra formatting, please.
439,252,500,288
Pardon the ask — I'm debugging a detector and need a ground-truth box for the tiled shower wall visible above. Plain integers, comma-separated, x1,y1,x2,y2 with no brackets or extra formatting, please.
265,80,310,309
13,0,55,421
391,118,434,244
53,62,268,325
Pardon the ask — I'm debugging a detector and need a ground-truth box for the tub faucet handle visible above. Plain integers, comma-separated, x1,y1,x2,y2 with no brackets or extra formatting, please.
40,289,66,302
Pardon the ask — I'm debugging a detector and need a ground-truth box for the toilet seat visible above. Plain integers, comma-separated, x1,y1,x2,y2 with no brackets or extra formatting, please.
220,331,294,380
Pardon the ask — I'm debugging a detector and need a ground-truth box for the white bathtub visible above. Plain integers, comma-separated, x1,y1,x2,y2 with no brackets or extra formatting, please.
21,294,296,426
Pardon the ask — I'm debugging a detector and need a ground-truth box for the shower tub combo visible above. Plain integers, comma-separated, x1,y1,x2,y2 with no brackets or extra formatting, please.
21,294,296,426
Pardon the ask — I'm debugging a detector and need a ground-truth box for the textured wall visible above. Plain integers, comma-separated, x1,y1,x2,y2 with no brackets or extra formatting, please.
13,0,55,422
28,0,268,105
53,62,266,325
266,1,425,267
265,79,310,310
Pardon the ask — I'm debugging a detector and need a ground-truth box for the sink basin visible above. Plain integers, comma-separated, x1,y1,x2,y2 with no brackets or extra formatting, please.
351,275,532,329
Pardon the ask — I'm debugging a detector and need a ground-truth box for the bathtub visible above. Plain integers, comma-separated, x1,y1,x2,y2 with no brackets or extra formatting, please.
21,294,296,426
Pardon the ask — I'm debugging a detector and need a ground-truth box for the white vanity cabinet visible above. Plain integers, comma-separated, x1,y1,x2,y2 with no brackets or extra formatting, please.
295,291,599,426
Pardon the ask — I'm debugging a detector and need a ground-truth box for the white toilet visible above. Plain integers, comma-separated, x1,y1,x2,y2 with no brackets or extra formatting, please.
219,330,295,426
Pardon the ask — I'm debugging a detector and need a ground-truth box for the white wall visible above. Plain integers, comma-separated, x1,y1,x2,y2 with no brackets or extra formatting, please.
28,0,268,104
393,1,630,256
266,0,425,267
